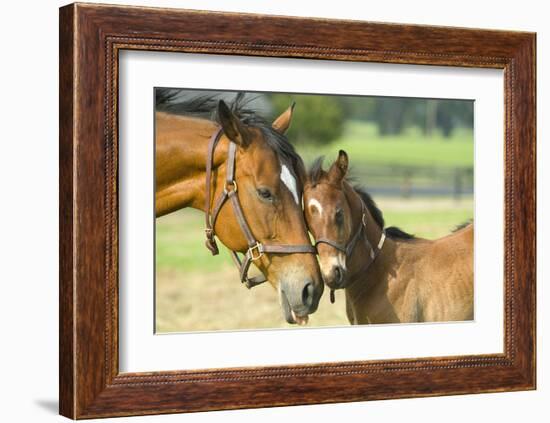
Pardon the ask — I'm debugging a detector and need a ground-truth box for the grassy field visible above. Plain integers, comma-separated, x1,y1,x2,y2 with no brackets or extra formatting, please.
155,196,473,333
299,122,473,168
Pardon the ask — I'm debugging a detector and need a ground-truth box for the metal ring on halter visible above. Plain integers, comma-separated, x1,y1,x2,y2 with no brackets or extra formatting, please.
224,180,238,194
248,242,264,261
361,212,367,227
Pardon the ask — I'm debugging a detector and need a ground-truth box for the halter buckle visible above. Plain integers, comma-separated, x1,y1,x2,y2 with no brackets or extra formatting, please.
362,213,367,227
204,229,219,256
248,242,264,261
224,180,238,194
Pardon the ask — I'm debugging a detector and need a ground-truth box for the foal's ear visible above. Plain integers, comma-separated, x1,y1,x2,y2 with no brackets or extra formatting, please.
217,100,251,147
272,102,296,135
328,150,349,184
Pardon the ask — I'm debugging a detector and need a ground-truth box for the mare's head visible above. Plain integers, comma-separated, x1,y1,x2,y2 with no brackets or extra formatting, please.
213,98,324,324
304,151,362,289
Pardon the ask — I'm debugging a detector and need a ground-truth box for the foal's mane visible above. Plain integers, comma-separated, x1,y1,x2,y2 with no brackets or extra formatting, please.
453,219,473,232
354,187,416,240
155,88,305,178
308,157,415,241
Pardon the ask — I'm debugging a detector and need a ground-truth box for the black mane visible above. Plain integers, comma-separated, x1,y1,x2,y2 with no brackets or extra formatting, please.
308,157,415,240
353,186,416,240
156,88,304,176
453,219,473,232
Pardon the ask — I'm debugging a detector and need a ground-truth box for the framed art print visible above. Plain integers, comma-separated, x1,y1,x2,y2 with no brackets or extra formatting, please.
59,3,536,419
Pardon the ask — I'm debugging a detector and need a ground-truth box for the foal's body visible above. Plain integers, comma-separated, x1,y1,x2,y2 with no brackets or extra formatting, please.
345,224,474,324
304,151,474,325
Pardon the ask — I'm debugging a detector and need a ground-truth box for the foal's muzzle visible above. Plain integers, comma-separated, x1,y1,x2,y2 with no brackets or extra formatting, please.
323,264,347,290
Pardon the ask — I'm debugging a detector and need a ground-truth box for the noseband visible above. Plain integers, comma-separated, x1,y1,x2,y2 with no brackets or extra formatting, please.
203,128,317,289
314,201,386,303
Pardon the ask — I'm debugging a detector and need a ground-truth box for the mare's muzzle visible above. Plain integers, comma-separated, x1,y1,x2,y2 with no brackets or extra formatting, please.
279,279,322,324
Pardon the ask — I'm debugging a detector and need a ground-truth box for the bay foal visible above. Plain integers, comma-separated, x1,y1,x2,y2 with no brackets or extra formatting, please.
304,151,473,324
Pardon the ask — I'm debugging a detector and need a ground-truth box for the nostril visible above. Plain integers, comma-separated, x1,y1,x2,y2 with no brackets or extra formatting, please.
302,282,314,308
333,266,342,284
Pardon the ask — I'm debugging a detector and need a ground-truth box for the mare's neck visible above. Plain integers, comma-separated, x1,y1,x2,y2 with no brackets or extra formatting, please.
155,113,229,216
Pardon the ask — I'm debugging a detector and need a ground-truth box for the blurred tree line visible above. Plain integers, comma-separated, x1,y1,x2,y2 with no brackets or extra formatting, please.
269,94,473,145
269,94,345,146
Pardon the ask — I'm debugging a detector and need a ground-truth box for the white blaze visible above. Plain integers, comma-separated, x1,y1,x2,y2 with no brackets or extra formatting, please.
308,198,323,216
280,164,299,204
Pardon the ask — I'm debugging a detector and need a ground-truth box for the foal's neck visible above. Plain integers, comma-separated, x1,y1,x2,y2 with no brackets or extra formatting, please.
343,198,423,324
342,183,386,282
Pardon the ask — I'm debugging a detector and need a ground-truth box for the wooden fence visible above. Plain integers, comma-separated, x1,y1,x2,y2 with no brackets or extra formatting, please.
351,164,473,199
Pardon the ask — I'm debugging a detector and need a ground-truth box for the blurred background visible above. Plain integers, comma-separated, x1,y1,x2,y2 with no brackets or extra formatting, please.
155,90,473,333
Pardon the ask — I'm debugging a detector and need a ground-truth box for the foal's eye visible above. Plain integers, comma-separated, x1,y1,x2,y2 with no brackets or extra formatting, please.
257,188,274,201
335,209,344,225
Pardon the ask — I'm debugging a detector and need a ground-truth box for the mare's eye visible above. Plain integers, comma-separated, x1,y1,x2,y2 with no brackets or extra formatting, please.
257,188,273,201
335,208,344,225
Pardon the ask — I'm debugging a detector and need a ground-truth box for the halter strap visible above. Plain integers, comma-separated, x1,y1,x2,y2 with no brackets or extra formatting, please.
314,201,386,303
203,127,316,289
204,128,224,255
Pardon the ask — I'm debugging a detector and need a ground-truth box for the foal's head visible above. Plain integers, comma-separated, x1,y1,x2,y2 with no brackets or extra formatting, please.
213,100,324,324
304,151,366,289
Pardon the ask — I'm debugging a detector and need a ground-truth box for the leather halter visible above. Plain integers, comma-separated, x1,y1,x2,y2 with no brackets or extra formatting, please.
314,201,386,303
204,127,317,289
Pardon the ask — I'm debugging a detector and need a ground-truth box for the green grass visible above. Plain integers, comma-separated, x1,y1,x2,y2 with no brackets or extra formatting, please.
156,198,473,274
155,208,232,273
381,201,473,239
299,121,474,168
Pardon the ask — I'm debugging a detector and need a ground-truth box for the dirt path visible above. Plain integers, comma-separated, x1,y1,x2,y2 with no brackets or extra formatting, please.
156,266,348,333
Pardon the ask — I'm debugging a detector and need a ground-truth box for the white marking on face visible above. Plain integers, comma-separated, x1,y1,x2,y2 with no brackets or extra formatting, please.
308,198,323,216
280,164,299,204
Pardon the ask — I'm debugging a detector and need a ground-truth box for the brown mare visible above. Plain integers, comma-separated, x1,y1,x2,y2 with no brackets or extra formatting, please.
155,91,323,324
304,151,474,324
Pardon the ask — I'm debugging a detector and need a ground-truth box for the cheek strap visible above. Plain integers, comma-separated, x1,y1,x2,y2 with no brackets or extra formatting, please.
314,203,386,304
204,127,316,289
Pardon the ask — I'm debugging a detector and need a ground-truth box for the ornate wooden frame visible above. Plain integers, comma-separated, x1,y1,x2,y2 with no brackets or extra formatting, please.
59,3,536,419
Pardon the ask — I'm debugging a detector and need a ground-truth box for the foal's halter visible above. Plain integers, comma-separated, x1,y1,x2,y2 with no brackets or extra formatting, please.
314,201,386,303
203,128,317,289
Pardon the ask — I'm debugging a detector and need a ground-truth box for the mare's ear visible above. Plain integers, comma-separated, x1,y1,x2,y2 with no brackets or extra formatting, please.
272,102,296,135
217,100,251,147
328,150,349,184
